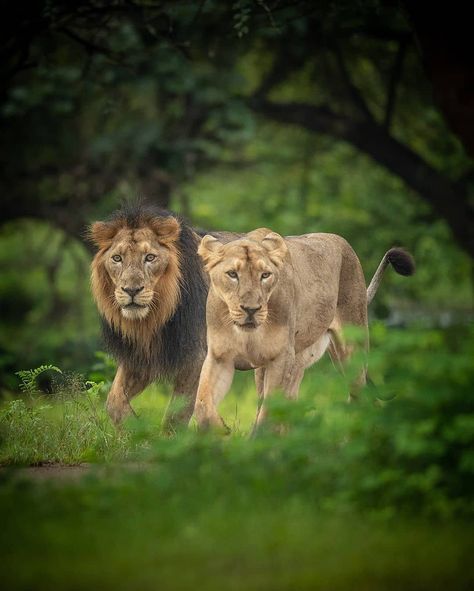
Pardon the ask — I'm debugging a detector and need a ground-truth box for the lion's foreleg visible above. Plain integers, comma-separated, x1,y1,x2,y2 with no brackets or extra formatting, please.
106,365,149,425
193,354,234,431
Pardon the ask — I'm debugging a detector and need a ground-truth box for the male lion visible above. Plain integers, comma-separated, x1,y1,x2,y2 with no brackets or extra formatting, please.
89,203,212,429
193,229,414,430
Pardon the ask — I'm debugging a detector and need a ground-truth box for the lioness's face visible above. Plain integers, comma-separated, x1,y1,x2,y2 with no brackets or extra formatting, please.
90,217,180,320
199,231,287,330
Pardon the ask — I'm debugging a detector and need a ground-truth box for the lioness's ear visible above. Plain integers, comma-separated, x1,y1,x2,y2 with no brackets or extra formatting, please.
261,232,287,266
247,227,273,241
88,222,118,248
150,216,180,244
198,235,224,267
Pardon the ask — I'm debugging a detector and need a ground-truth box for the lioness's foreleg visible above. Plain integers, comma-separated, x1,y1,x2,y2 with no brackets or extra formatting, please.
106,364,150,425
193,354,234,430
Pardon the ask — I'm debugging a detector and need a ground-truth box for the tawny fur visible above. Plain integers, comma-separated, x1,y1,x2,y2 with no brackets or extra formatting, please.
193,229,414,431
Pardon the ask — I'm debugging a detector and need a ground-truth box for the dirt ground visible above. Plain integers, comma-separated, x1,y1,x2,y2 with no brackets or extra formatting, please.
0,462,153,481
1,463,92,481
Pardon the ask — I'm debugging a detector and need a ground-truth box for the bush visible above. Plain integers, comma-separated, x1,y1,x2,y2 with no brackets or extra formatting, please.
1,326,473,517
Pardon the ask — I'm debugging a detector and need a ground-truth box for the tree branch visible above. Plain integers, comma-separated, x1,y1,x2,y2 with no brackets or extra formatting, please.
253,48,299,101
383,38,408,130
250,97,474,257
59,27,126,63
332,42,374,121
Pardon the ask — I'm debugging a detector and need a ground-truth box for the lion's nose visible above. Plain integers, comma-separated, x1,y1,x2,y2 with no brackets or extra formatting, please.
122,286,144,297
240,305,261,317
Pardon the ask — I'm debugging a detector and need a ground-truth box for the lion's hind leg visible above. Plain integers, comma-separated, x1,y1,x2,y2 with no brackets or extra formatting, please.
162,363,203,434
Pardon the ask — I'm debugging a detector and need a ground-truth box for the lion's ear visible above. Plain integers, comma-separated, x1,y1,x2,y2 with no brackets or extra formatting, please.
88,222,118,248
261,232,287,266
198,235,224,267
150,216,180,244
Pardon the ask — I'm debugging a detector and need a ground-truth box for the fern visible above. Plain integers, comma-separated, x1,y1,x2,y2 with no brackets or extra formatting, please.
16,365,62,394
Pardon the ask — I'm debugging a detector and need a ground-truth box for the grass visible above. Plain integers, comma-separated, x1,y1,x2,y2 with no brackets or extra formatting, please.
0,325,473,589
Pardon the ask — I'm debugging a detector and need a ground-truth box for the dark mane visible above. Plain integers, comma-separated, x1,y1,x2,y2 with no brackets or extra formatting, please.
100,202,208,379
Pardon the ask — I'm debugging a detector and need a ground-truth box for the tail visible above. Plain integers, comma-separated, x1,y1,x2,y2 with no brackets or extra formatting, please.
367,248,415,305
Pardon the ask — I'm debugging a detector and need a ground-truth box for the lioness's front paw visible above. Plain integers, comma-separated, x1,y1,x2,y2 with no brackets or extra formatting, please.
194,404,229,433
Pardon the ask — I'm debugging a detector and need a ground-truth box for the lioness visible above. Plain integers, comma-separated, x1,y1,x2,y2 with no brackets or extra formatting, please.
193,229,414,429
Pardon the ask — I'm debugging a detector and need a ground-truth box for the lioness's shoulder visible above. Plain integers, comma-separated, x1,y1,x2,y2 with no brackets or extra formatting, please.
285,232,351,251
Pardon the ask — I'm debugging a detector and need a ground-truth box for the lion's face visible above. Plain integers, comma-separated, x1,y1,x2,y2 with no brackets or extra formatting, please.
199,231,288,330
104,226,176,319
90,215,181,324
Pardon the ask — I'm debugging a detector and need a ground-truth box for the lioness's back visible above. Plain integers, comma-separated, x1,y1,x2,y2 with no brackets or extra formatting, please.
284,232,367,337
284,232,360,289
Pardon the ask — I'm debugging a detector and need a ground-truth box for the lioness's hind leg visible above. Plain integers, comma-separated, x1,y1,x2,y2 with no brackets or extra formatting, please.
328,320,367,402
255,367,265,398
252,351,298,430
254,367,266,412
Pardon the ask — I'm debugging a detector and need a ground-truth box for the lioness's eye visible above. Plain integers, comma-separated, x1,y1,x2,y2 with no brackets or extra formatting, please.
145,254,156,262
112,255,122,263
261,272,271,280
227,271,238,279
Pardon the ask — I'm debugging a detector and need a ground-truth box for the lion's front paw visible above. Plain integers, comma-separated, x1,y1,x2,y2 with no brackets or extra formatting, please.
106,399,131,426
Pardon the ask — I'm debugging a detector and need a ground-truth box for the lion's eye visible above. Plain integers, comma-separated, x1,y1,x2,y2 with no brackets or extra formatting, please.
227,271,238,279
145,254,156,262
261,272,272,280
112,255,122,263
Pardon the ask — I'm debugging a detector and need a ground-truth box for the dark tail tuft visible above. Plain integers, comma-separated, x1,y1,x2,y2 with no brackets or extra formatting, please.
386,248,415,276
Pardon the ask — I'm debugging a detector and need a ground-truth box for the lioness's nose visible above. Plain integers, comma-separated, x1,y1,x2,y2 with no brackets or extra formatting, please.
122,286,144,297
240,305,261,317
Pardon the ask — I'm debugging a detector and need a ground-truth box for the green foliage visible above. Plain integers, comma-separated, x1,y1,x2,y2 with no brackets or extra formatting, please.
0,221,100,383
0,371,126,465
2,327,473,518
88,351,117,389
0,485,471,590
16,364,62,395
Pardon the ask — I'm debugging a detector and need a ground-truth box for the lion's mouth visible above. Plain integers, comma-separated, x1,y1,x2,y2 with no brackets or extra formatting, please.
123,302,147,310
120,302,150,319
